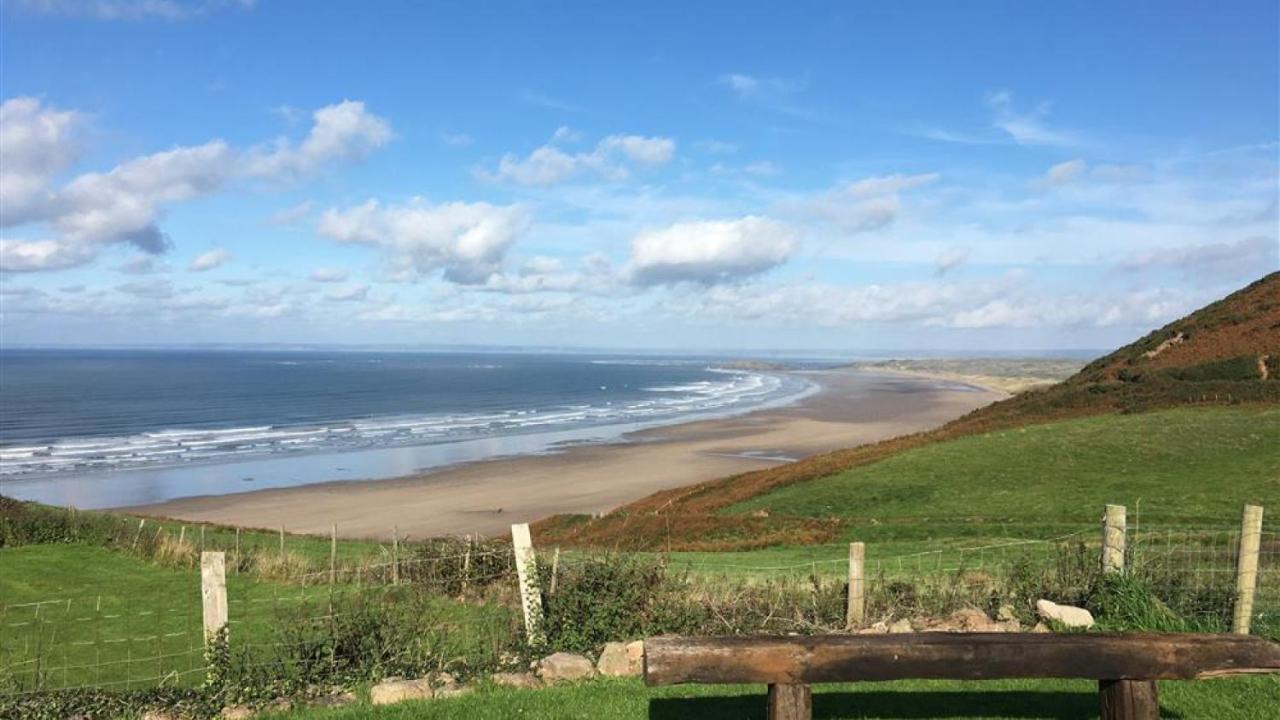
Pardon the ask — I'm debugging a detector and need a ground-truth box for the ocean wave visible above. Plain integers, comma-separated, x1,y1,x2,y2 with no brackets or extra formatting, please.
0,369,804,478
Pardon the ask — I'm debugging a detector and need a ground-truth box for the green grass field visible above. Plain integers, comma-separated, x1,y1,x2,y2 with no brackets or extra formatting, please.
262,676,1280,720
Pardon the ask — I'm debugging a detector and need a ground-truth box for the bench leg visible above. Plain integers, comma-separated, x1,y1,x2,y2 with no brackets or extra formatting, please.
767,683,812,720
1099,679,1159,720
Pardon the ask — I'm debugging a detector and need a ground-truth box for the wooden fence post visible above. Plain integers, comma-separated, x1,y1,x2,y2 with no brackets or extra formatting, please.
1102,504,1126,574
1233,504,1265,634
391,526,400,585
511,523,545,645
132,519,146,550
278,525,285,557
550,547,561,596
330,524,338,585
461,535,472,597
846,542,865,629
233,528,240,573
200,551,228,645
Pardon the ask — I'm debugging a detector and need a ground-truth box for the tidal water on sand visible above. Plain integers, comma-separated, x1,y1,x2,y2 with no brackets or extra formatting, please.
0,349,814,508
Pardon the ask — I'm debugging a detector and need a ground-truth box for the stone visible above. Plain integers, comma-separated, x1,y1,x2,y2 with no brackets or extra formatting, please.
888,618,914,634
857,620,889,634
370,678,434,705
1031,621,1052,633
1035,599,1095,629
995,618,1022,632
996,604,1017,622
436,684,473,699
538,652,596,683
219,706,253,720
311,692,356,708
947,607,997,632
597,641,643,677
491,672,543,689
625,640,645,671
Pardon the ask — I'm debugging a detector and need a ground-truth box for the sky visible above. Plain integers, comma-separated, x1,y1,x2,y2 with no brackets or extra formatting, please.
1,0,1277,353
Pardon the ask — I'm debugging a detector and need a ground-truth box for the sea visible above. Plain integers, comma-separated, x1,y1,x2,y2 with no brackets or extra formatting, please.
0,348,817,509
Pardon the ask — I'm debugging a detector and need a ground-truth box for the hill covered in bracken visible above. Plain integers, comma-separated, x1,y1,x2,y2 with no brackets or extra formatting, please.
534,272,1280,551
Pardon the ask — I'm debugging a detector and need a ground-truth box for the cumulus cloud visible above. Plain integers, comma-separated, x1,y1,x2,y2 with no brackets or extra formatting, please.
246,100,392,180
317,198,532,284
628,216,798,286
189,248,231,271
480,131,675,187
0,97,391,273
1,97,82,225
309,267,349,283
784,173,938,232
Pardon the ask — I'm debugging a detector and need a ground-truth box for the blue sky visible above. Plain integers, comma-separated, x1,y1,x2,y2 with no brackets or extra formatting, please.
1,0,1277,352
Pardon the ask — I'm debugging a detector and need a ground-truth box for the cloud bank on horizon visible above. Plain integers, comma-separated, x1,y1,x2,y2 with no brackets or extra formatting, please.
1,1,1276,351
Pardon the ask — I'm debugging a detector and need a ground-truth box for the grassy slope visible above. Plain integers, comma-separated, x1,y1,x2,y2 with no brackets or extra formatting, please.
732,407,1280,531
535,273,1280,551
265,676,1280,720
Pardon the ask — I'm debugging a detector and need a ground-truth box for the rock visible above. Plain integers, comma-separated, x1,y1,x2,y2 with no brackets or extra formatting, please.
311,692,356,708
858,620,889,634
996,604,1017,622
370,678,434,705
219,706,253,720
597,641,643,677
1035,599,1095,629
995,618,1022,632
436,684,473,699
1031,621,1052,633
947,607,997,632
491,672,543,689
625,640,645,671
538,652,595,683
888,618,914,634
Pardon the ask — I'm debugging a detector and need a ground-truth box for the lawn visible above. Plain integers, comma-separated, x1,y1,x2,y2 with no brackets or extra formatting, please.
730,407,1280,542
262,676,1280,720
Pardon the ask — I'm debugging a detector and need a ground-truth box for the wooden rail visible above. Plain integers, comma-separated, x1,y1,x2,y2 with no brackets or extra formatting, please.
644,633,1280,720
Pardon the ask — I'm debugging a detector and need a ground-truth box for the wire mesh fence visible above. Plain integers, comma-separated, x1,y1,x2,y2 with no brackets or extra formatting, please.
2,508,1275,698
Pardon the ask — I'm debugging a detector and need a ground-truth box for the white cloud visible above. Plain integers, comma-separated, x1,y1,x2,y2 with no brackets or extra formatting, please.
309,267,349,283
440,131,473,147
1118,236,1278,285
480,132,675,187
628,216,798,286
783,173,938,232
0,98,391,273
317,198,532,284
1035,159,1087,188
246,100,392,179
0,97,82,226
0,238,95,272
189,248,231,271
934,247,969,276
986,91,1078,147
14,0,255,21
266,201,314,226
325,283,369,302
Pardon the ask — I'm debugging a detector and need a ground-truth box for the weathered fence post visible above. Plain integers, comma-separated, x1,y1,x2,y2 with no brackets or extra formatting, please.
1102,504,1127,574
768,683,813,720
550,547,561,596
278,525,285,557
391,525,400,585
1233,504,1265,634
233,528,241,573
200,551,228,644
131,518,146,550
330,524,338,585
461,535,472,597
511,523,545,645
846,542,865,629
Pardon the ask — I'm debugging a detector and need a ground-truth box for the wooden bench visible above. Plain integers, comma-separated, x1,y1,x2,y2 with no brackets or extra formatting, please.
644,633,1280,720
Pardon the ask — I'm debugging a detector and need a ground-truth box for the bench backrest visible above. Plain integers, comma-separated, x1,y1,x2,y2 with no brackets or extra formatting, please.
644,633,1280,686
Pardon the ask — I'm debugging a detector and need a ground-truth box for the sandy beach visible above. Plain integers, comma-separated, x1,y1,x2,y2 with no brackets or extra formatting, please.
126,369,1004,539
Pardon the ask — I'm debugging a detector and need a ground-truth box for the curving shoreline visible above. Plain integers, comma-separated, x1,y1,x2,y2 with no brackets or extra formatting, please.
124,369,1005,539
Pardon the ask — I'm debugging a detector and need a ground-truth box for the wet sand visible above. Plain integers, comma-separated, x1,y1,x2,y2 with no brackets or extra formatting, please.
127,370,1004,539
